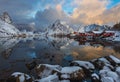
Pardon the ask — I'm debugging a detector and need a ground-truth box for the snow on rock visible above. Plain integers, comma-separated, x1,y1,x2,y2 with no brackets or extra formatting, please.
7,72,33,82
100,69,120,82
61,66,82,74
36,74,59,82
91,73,99,79
101,77,114,82
102,66,112,71
70,61,95,70
91,57,114,70
6,55,120,82
116,67,120,76
99,57,114,69
90,55,120,82
105,55,120,66
98,57,110,64
0,19,20,37
91,73,100,82
60,80,70,82
35,64,62,78
109,55,120,64
70,60,95,76
60,66,85,80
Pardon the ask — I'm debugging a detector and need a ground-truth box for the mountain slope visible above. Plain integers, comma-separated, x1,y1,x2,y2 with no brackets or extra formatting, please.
84,24,108,33
46,20,74,35
0,12,12,24
0,19,20,37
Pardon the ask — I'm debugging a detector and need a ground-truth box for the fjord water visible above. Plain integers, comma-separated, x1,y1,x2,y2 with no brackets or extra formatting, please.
0,37,120,79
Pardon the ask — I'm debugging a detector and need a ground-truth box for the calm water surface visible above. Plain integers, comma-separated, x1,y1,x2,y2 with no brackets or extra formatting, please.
0,36,120,79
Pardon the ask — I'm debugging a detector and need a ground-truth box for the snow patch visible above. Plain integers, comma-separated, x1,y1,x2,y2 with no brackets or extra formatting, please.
109,55,120,64
37,74,59,82
12,72,31,82
61,66,82,74
71,61,95,69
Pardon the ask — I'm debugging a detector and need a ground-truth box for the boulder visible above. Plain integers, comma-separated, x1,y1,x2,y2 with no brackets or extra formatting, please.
101,77,114,82
116,66,120,76
91,57,113,70
60,66,85,81
35,64,62,78
105,55,120,66
26,61,37,70
35,74,59,82
70,61,94,76
91,73,101,82
6,72,33,82
99,69,119,82
91,59,104,70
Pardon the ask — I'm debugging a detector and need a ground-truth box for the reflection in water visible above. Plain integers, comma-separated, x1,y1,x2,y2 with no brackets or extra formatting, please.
0,38,20,53
113,45,120,53
1,49,12,59
61,38,120,61
0,36,120,79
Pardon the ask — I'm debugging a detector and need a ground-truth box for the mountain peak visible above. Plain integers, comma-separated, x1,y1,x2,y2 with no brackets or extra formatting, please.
0,12,12,24
54,19,61,24
53,19,61,27
47,20,73,35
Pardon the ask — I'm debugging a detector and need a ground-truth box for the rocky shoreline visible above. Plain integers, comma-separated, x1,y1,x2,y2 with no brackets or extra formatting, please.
2,55,120,82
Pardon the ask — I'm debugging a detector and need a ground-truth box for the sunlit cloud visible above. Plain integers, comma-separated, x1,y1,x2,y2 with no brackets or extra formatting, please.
0,0,120,27
68,46,120,61
56,4,62,11
34,0,120,27
70,0,109,25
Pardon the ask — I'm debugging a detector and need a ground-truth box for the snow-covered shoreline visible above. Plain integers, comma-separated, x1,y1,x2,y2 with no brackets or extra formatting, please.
104,31,120,42
4,55,120,82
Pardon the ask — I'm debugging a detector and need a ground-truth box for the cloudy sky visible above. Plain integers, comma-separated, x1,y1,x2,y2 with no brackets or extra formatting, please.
0,0,120,28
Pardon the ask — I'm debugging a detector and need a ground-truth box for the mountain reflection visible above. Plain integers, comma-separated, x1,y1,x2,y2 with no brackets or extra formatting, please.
0,36,120,79
0,37,120,62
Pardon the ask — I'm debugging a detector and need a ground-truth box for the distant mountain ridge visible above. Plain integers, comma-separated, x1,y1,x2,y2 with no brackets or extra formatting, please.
43,20,115,36
84,24,109,33
46,20,74,35
14,23,35,32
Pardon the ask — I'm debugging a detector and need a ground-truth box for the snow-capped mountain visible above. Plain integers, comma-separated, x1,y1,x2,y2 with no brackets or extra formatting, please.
46,20,74,35
84,24,107,33
14,23,36,32
0,12,12,24
0,12,20,37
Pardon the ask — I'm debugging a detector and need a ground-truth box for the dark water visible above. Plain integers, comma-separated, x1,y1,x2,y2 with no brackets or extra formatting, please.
0,36,120,79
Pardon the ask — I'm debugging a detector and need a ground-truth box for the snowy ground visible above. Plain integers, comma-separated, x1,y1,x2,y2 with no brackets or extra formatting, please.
105,31,120,41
